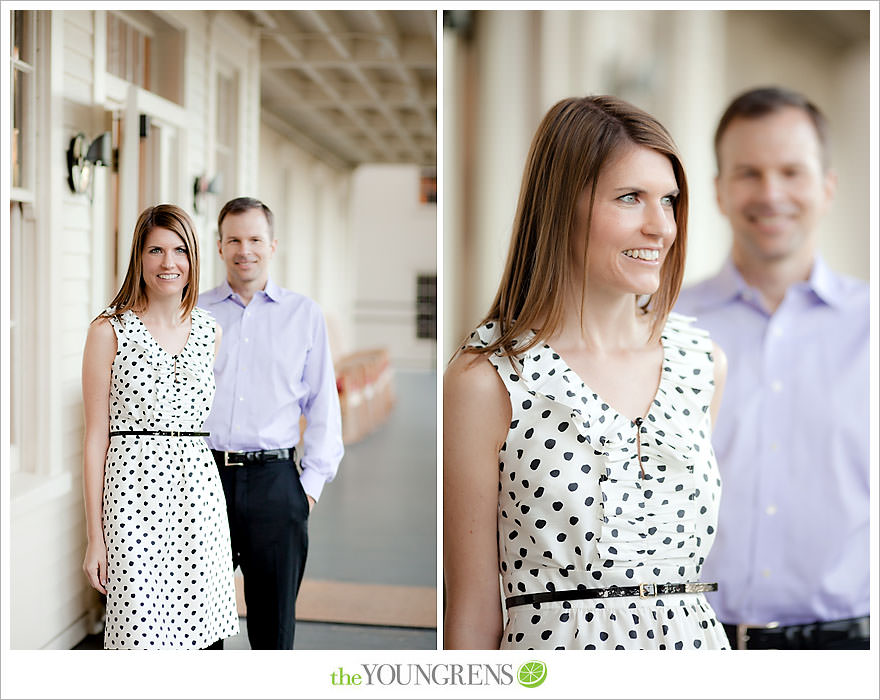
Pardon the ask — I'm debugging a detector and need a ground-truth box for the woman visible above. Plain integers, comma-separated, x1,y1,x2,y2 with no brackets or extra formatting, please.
81,204,238,649
444,96,729,650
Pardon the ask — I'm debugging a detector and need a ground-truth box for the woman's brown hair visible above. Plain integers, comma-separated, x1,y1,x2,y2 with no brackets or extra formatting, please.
105,204,201,320
469,95,689,358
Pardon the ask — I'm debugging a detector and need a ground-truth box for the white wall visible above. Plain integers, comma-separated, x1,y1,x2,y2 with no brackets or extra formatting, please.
349,164,437,370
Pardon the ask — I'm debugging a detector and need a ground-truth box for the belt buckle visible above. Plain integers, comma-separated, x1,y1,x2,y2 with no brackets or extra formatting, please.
736,621,779,649
639,583,657,598
224,451,244,467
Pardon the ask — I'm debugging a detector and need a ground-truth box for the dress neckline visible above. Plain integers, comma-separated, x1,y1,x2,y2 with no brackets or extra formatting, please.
129,309,194,358
521,318,671,429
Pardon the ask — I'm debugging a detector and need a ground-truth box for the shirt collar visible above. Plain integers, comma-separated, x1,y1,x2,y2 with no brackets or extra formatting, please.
263,278,282,302
806,255,845,307
218,277,281,303
701,255,843,310
216,279,236,301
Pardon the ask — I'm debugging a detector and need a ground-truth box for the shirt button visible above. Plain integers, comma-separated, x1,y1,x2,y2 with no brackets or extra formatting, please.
770,380,783,393
239,396,244,402
771,327,784,337
762,569,772,578
765,505,777,516
244,337,249,343
769,442,779,452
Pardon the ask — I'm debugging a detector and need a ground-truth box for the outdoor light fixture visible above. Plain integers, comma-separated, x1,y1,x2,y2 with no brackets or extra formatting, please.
67,131,112,195
193,173,222,214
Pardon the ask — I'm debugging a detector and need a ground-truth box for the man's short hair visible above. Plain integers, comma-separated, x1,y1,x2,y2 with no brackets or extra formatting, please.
714,86,831,172
217,197,274,240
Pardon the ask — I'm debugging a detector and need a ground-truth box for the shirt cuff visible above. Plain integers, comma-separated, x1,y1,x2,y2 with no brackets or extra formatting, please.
300,467,328,502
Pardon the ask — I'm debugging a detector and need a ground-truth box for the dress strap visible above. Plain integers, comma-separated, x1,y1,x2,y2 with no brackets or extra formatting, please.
462,321,526,394
101,306,127,338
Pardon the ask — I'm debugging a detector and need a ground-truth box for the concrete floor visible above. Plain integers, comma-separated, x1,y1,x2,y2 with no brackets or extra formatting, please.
308,368,437,588
74,368,438,650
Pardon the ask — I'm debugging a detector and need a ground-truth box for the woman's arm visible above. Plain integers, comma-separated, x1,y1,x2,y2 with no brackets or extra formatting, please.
709,340,728,429
81,317,116,594
443,352,511,649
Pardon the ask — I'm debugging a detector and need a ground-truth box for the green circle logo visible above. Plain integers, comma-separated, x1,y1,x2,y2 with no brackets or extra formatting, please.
517,660,547,688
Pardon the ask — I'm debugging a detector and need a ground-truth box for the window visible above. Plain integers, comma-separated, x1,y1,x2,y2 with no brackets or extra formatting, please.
106,12,150,89
106,11,183,105
10,10,36,196
415,274,437,340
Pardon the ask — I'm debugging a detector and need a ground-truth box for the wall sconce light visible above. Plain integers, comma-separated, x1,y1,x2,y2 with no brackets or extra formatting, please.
193,173,222,215
67,131,112,195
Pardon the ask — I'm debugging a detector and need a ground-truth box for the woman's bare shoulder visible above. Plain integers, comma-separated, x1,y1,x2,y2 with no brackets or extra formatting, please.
444,351,511,443
445,351,507,399
87,315,115,339
84,315,118,358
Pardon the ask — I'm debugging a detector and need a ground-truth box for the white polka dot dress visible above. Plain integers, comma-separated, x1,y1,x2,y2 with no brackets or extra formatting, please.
101,308,238,649
465,312,729,650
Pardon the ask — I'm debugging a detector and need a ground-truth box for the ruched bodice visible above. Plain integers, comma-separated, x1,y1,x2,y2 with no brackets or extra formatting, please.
108,308,215,433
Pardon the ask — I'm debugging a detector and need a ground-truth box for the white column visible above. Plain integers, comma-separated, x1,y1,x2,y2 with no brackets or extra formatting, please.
471,11,536,327
824,43,870,281
658,10,728,285
442,27,463,363
538,11,574,112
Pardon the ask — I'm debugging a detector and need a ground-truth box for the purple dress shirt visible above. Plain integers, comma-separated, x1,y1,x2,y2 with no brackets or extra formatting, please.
198,278,344,501
675,256,869,626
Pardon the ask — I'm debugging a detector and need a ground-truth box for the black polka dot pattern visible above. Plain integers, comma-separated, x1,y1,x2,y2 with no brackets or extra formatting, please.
101,308,238,649
466,313,729,650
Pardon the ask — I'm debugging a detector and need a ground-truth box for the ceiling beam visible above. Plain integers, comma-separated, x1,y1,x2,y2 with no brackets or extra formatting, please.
311,9,425,162
266,11,397,161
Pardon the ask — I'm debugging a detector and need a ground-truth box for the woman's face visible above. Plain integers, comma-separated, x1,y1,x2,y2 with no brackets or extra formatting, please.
572,144,679,299
140,226,191,302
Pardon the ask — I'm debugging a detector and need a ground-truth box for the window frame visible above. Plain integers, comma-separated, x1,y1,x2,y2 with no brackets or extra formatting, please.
10,10,37,202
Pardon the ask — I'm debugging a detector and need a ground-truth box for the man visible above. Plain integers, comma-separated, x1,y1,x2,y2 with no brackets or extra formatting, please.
199,197,344,649
676,87,869,649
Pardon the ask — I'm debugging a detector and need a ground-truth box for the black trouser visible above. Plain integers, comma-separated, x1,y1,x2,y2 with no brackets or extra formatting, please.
212,450,310,650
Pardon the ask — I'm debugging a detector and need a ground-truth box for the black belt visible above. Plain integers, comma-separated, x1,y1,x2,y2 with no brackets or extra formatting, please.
216,447,296,466
505,582,717,609
723,616,870,650
110,430,209,437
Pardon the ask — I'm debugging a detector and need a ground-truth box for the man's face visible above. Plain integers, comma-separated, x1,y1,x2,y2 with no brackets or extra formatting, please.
715,107,835,267
217,208,277,290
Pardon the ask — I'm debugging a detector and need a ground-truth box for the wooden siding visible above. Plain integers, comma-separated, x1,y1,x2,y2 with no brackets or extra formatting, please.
62,12,93,104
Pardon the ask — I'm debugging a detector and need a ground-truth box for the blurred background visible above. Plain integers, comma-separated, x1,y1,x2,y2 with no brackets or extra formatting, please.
7,8,437,649
442,9,870,363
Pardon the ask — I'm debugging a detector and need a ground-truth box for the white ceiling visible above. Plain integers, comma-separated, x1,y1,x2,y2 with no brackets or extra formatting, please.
239,9,437,170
